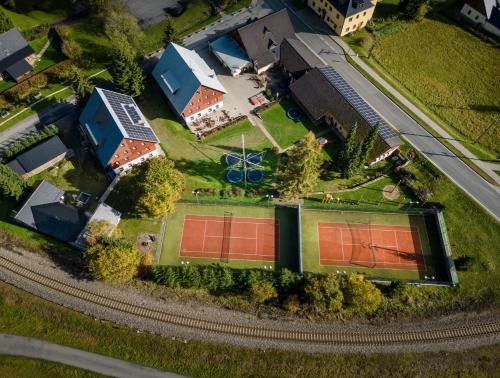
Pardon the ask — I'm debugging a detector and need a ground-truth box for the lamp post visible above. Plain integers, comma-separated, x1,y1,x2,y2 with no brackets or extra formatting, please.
192,190,199,204
474,116,499,144
408,200,419,210
265,194,273,207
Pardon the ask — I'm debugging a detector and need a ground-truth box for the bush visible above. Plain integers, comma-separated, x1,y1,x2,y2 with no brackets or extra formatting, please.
304,274,343,314
61,39,83,61
22,23,50,41
0,164,25,200
250,281,278,304
344,274,382,315
282,294,301,313
388,279,407,297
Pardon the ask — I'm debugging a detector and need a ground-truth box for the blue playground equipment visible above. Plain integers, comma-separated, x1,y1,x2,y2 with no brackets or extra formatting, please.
246,152,264,166
247,169,264,184
286,107,301,122
226,169,243,184
225,153,242,166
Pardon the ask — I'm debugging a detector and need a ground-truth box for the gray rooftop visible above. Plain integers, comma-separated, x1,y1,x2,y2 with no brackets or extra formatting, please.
209,35,251,75
0,28,34,72
73,203,122,249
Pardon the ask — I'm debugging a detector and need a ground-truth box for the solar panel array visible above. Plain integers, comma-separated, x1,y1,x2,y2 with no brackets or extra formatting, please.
101,89,158,143
319,67,398,142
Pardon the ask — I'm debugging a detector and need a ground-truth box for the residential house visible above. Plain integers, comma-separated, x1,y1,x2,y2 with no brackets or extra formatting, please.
152,43,227,125
290,66,402,164
7,135,69,179
0,28,35,82
209,34,252,77
307,0,377,36
230,9,295,74
79,88,160,176
12,180,87,242
460,0,500,36
279,38,324,81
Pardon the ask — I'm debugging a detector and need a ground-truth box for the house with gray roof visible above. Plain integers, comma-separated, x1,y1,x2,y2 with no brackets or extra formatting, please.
0,28,35,82
460,0,500,36
290,66,402,164
13,180,87,242
209,34,252,77
152,43,227,125
7,136,69,178
230,9,295,74
79,88,160,176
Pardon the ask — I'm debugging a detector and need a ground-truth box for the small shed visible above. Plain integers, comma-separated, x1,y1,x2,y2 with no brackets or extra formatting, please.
209,35,252,77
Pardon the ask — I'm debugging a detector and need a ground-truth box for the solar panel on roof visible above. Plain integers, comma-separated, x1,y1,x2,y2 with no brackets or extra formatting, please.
319,67,398,142
100,89,159,143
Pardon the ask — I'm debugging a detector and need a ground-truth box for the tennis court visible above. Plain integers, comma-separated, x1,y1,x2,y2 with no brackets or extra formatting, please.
180,214,279,262
318,222,425,271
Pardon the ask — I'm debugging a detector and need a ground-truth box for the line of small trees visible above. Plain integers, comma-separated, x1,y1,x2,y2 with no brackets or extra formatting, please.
3,124,58,159
152,265,389,316
339,122,379,179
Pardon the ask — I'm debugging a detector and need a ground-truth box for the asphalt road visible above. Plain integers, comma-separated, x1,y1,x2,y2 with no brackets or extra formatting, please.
0,334,186,378
181,0,500,220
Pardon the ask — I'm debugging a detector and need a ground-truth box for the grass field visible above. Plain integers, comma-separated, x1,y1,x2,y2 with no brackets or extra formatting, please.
260,99,324,149
160,202,299,270
138,83,278,196
0,5,71,30
0,356,102,378
369,16,500,159
1,282,498,378
300,207,446,280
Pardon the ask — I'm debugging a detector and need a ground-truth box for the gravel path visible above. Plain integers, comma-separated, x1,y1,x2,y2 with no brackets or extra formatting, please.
0,247,498,354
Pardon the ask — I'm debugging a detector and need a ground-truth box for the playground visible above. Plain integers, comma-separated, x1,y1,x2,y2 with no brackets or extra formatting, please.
301,207,448,281
159,202,299,270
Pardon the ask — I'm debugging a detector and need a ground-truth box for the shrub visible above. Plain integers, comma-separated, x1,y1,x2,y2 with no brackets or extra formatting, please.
344,274,382,315
62,39,83,61
179,265,202,288
22,23,49,41
282,294,301,313
304,274,343,313
0,164,25,200
250,281,278,304
278,268,302,296
388,279,407,297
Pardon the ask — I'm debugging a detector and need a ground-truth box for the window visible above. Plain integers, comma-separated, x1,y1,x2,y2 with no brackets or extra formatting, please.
204,95,208,99
137,151,140,155
212,91,215,95
348,17,352,22
119,167,124,172
124,150,128,154
216,104,219,109
132,146,137,150
475,15,479,20
141,157,145,161
190,116,194,120
346,27,350,31
356,14,359,19
197,106,200,110
114,154,119,158
336,13,339,19
363,11,366,16
208,101,211,105
124,157,128,161
197,113,201,117
120,143,124,147
146,147,150,151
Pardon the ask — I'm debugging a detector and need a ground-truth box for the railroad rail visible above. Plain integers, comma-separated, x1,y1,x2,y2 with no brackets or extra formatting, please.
0,254,499,346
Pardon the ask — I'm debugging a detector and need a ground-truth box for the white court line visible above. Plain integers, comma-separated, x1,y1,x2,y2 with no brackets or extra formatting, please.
201,220,208,253
340,228,345,261
394,231,401,264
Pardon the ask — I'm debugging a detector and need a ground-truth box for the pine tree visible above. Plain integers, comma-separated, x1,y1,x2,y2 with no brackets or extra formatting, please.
67,65,93,106
111,41,144,97
357,123,379,170
339,122,359,178
163,17,182,45
279,132,323,200
0,9,14,33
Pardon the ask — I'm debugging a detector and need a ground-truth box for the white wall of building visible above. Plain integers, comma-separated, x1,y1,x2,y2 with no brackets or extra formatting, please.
114,147,160,175
184,101,224,124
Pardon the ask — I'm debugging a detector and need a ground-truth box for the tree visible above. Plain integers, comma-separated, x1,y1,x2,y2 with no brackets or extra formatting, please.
339,122,359,178
105,10,145,56
0,164,25,200
399,0,430,21
343,274,382,315
61,39,83,61
85,220,113,246
136,156,185,218
0,9,13,33
163,17,182,45
357,123,379,170
279,132,323,199
85,236,140,283
66,65,93,106
111,40,144,97
249,281,278,304
304,274,344,313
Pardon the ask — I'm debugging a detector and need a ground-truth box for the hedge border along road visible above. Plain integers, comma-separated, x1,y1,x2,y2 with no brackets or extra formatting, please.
0,252,499,354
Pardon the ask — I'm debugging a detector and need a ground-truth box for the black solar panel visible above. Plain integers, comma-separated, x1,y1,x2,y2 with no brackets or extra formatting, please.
100,89,159,143
319,67,398,142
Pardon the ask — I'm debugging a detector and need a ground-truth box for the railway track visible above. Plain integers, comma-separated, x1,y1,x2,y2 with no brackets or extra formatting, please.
1,254,499,346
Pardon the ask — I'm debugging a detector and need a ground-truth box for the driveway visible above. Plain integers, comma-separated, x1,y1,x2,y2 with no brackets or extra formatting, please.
124,0,177,28
0,334,186,378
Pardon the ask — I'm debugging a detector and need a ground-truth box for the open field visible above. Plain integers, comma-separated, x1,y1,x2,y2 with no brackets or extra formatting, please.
1,282,499,377
159,202,298,270
369,16,500,159
0,5,71,30
301,207,446,281
0,356,102,378
260,99,324,148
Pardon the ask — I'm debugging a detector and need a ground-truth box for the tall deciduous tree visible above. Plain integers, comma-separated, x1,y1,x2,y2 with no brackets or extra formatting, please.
163,16,181,45
85,236,140,283
111,40,144,97
136,156,185,218
279,132,323,199
0,164,25,200
105,10,145,56
0,9,13,33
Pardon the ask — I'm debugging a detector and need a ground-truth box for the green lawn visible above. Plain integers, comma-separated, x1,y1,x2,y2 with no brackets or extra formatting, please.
260,99,324,149
1,282,498,378
137,83,278,196
0,5,71,30
33,40,66,73
0,356,102,378
116,217,162,249
144,0,220,52
365,16,500,159
159,202,299,270
223,0,252,14
300,207,446,280
67,19,113,65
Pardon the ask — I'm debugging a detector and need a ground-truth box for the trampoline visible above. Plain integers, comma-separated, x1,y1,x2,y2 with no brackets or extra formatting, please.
225,153,242,166
247,169,264,184
226,169,243,183
247,152,264,166
286,107,301,122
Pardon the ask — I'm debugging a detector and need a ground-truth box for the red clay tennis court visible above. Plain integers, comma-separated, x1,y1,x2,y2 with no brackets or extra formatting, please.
318,222,425,271
180,214,279,262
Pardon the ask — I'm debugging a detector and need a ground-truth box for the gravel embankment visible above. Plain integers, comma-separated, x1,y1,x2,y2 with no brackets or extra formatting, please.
0,247,498,354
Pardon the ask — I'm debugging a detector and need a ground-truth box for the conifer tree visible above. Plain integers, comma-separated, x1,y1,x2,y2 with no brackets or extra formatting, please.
357,123,380,170
111,40,144,97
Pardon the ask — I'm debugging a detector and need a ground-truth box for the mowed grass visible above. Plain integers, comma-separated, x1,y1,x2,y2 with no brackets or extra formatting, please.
160,202,299,270
0,356,102,378
144,0,219,51
0,5,71,30
371,17,500,158
260,99,325,148
137,83,278,195
300,208,445,280
1,282,499,378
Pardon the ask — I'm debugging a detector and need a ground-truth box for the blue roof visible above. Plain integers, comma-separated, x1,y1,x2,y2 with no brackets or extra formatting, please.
209,35,251,75
152,43,226,116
